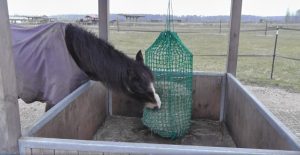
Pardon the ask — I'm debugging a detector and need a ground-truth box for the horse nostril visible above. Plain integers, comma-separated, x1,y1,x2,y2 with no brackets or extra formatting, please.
153,105,158,110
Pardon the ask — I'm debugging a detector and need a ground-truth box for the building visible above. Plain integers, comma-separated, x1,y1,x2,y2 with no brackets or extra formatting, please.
77,15,99,25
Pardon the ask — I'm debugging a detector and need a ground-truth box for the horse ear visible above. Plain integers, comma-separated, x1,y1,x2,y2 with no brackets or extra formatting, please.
136,50,144,64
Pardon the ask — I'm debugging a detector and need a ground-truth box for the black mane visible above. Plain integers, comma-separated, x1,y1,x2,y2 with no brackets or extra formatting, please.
64,24,152,93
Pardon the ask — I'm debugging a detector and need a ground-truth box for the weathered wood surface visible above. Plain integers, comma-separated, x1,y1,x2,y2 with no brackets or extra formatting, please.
32,82,107,140
31,148,42,155
0,0,21,154
19,137,300,155
98,0,109,41
41,149,55,155
192,74,223,120
25,149,142,155
112,91,144,117
225,74,300,150
226,0,242,75
112,73,224,120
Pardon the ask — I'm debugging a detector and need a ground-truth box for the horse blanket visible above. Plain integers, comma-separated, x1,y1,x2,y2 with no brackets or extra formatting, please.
11,23,88,105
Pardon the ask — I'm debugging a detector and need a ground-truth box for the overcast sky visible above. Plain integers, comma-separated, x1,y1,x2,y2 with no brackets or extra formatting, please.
7,0,300,16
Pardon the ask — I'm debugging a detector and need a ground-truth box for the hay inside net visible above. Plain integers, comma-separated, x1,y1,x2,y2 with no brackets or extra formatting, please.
142,30,193,139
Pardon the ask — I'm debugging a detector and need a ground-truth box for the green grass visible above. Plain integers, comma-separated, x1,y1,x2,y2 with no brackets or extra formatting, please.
86,23,300,92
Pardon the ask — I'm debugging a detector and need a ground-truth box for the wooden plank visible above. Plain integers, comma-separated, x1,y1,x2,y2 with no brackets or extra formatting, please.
79,151,103,155
225,74,300,150
226,0,242,75
41,149,55,155
65,150,78,155
18,137,300,155
192,74,223,120
31,82,107,139
112,91,143,117
0,0,21,154
98,0,109,41
25,148,32,155
31,148,42,155
112,73,224,120
219,75,226,122
54,149,80,155
98,0,110,117
104,153,129,155
54,150,69,155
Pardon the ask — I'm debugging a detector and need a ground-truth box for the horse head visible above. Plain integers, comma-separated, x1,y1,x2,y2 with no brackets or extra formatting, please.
124,50,161,110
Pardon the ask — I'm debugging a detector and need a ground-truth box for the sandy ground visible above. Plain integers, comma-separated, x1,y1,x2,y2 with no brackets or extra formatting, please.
246,85,300,140
19,85,300,141
19,100,45,134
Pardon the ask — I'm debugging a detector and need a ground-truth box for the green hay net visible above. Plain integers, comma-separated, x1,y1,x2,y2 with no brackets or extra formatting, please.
142,0,193,139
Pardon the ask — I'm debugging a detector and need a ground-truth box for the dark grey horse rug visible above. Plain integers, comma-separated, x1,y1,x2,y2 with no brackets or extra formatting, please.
11,23,88,105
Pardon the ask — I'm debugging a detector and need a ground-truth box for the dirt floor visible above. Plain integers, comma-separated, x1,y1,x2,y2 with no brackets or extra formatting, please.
19,85,300,142
19,100,45,134
93,116,236,147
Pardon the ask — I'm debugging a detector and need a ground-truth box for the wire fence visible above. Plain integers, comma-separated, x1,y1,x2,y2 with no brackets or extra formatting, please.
106,22,300,79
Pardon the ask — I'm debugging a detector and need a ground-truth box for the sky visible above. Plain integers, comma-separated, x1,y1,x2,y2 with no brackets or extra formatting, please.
7,0,300,16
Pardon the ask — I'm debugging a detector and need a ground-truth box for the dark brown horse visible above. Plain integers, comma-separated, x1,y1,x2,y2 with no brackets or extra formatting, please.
11,23,161,111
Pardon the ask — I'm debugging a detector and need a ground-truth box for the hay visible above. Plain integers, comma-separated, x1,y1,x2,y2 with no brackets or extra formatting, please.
93,116,236,147
144,30,193,139
142,81,192,138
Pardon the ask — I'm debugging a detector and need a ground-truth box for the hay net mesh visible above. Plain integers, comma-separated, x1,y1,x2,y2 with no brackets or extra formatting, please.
142,0,193,139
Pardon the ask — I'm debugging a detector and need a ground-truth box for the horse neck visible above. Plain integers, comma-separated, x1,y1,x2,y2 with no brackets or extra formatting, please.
65,24,134,89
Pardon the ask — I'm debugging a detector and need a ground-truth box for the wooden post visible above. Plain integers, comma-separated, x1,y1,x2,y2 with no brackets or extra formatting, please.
117,16,120,32
98,0,112,116
98,0,109,41
265,21,268,36
219,19,222,33
226,0,243,76
0,0,21,154
270,26,279,79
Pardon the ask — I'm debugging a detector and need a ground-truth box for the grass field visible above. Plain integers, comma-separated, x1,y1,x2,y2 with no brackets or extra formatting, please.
86,22,300,92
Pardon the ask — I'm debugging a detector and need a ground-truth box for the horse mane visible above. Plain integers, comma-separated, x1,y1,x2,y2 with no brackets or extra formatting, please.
64,24,139,91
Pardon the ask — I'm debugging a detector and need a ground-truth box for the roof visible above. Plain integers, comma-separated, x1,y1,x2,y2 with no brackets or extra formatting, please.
118,14,145,18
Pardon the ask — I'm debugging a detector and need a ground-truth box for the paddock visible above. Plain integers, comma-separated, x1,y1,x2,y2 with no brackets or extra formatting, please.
1,0,300,155
17,72,300,155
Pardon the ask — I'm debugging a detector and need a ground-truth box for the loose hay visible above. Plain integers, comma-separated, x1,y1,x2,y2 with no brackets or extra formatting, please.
93,116,236,147
144,30,193,139
142,81,192,138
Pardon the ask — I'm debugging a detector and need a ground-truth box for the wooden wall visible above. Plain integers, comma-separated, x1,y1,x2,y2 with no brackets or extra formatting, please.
112,73,224,120
192,73,223,120
31,82,107,140
25,148,143,155
19,137,300,155
225,74,300,150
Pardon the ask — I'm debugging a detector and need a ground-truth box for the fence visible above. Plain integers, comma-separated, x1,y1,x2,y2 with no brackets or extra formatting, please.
105,22,300,81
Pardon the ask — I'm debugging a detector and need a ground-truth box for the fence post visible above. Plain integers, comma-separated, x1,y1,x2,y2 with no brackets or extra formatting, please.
117,16,120,32
270,26,279,79
265,21,268,36
219,19,222,33
98,0,109,41
226,0,243,76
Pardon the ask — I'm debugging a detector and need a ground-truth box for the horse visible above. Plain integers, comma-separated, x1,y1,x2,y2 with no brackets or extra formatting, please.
11,22,161,111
